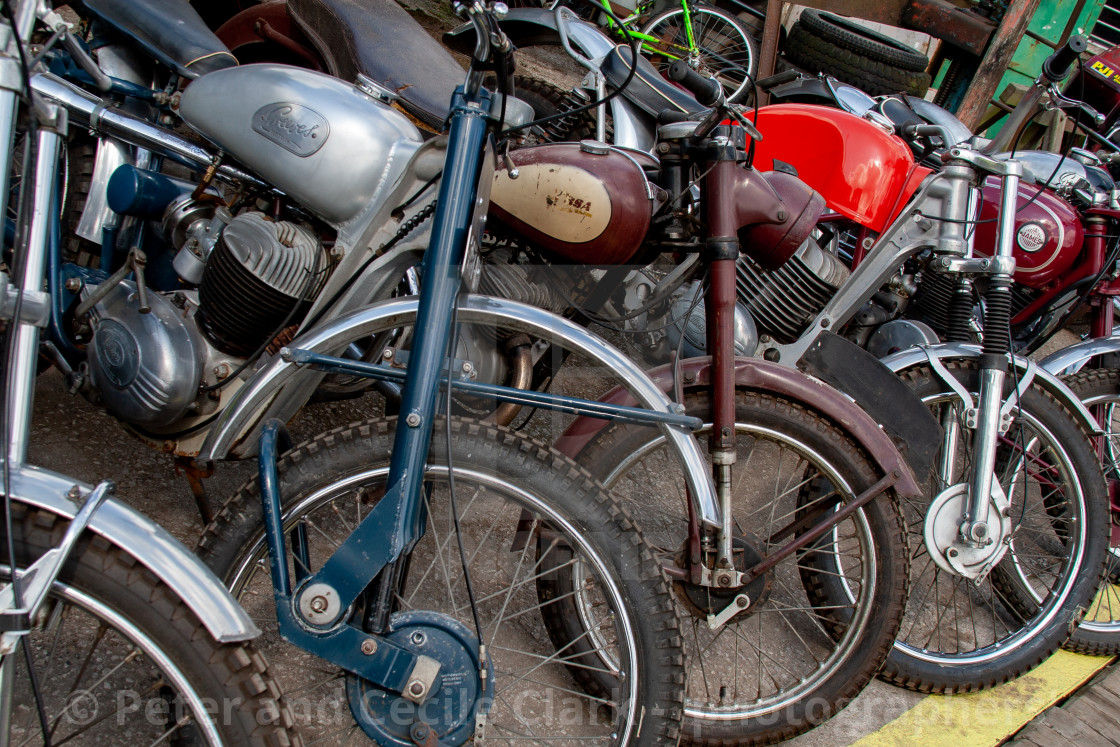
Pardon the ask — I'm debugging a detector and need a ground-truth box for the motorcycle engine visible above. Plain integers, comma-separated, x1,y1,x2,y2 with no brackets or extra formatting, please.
735,237,850,343
84,202,330,430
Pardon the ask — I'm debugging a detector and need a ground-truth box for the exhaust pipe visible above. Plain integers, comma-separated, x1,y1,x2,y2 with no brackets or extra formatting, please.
31,73,264,187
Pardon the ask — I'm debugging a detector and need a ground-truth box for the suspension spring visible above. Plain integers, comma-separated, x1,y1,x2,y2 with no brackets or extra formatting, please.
540,89,593,143
945,276,975,343
981,275,1014,358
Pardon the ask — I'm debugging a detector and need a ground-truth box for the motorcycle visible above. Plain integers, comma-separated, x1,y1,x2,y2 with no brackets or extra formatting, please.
449,10,1111,696
16,0,929,743
763,48,1120,658
184,12,932,747
0,2,299,743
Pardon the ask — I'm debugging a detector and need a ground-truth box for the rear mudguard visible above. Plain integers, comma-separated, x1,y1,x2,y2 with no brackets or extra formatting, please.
444,8,655,152
553,355,923,498
1039,334,1120,376
198,294,722,528
8,465,259,643
882,342,1101,435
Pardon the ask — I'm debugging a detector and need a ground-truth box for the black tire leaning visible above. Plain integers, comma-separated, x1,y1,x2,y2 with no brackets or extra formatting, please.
873,360,1109,692
785,22,931,97
1,502,300,746
575,389,908,746
1057,367,1120,656
798,9,928,71
196,416,685,746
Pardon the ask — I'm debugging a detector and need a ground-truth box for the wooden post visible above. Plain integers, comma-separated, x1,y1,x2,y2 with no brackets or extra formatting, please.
953,0,1043,131
755,0,783,106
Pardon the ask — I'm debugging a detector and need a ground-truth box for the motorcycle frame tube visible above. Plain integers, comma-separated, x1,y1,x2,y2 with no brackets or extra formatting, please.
29,73,265,187
552,356,923,498
3,465,260,642
768,168,974,364
197,294,722,529
882,343,1101,435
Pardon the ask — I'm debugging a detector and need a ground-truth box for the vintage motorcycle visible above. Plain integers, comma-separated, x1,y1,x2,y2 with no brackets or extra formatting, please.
448,9,1111,696
762,48,1120,658
16,0,930,744
186,13,929,747
0,2,300,743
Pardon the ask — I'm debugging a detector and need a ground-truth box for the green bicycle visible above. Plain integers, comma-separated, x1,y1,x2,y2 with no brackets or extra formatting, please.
526,0,759,102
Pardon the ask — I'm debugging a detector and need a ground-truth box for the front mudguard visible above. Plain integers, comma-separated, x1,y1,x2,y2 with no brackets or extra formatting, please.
198,294,723,528
7,465,258,643
1039,334,1120,376
882,342,1101,435
553,354,923,498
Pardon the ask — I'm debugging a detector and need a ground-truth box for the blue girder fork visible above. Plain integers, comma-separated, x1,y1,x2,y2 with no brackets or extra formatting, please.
254,88,492,694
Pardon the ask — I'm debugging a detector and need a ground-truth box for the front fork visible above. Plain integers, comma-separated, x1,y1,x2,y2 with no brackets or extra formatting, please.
951,158,1021,547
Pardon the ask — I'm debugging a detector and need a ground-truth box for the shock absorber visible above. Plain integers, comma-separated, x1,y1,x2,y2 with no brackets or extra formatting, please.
539,88,595,143
981,275,1014,358
945,276,975,343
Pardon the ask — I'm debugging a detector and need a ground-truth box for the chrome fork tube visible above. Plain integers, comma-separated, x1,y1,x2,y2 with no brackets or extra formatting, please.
5,108,64,466
963,168,1020,544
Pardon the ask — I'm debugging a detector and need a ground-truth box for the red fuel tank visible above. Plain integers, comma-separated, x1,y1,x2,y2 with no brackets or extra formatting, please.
750,104,931,232
972,177,1083,289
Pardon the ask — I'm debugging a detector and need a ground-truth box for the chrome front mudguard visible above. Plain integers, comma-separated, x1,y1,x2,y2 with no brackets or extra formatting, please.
1039,334,1120,376
198,294,722,528
881,342,1100,435
6,465,259,643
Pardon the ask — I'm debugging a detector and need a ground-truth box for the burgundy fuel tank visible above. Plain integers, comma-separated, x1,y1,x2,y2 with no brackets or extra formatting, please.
489,142,657,264
973,176,1083,289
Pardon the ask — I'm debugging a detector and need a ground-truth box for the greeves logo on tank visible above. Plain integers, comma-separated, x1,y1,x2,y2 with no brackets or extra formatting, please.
252,103,329,157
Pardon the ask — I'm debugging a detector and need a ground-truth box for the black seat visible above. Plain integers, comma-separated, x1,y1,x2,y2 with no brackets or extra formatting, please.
600,45,701,117
287,0,464,131
83,0,237,78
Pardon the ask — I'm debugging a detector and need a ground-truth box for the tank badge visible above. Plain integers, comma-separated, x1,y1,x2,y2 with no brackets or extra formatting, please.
1016,222,1047,253
252,103,329,157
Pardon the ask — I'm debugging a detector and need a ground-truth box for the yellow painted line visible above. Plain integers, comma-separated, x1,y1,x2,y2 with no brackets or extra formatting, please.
851,651,1114,747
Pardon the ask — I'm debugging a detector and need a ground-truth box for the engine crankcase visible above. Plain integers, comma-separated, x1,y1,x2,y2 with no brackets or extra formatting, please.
86,282,205,428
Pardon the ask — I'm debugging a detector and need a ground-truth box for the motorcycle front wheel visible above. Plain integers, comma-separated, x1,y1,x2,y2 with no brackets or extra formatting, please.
874,360,1109,691
1,502,298,746
196,416,684,745
575,388,909,745
1057,367,1120,656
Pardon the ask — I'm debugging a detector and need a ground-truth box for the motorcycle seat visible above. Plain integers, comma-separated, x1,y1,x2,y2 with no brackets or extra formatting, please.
83,0,237,79
600,44,702,118
287,0,464,131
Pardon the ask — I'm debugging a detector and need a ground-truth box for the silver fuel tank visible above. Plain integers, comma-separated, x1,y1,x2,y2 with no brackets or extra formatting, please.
178,65,423,225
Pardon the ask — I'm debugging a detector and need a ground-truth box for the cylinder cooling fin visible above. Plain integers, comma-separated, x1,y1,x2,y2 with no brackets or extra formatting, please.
735,238,849,343
197,213,329,356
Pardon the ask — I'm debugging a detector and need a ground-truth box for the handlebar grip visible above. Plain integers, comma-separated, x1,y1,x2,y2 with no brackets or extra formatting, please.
667,60,722,108
756,69,800,91
1042,35,1088,83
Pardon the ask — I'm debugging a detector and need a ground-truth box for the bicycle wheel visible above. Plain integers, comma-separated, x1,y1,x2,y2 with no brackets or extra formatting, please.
641,5,757,103
575,389,908,745
197,416,684,745
1058,367,1120,656
873,360,1109,691
1,502,298,746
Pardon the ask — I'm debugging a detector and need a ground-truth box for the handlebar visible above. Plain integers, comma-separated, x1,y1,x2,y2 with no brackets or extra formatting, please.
668,60,722,108
756,69,800,91
1042,34,1088,83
